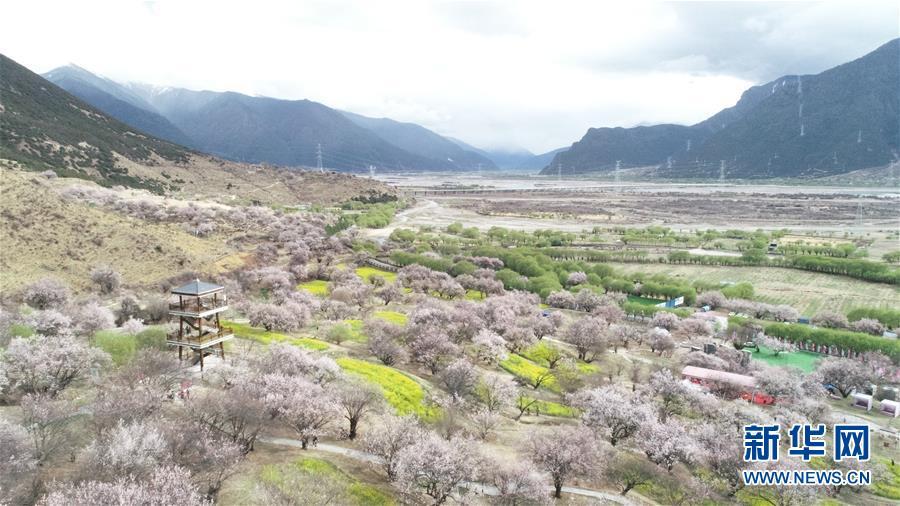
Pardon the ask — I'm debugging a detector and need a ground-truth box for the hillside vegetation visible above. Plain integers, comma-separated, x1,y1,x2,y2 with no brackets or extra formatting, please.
0,169,237,292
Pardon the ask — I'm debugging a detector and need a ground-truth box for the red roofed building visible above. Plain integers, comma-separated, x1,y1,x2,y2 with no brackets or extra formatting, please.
681,365,774,405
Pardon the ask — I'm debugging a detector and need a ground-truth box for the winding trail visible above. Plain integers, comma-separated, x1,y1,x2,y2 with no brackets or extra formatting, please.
259,436,635,504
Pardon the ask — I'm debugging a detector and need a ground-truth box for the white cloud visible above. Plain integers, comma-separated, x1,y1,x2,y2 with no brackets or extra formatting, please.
1,0,896,153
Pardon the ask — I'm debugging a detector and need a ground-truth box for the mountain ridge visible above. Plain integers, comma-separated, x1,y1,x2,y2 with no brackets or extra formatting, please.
1,54,396,204
542,38,900,178
340,111,497,171
43,66,502,172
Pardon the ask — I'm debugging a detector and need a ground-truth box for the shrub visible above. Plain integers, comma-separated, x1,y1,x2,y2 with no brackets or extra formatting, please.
91,265,122,294
22,278,69,309
94,330,138,365
847,307,900,329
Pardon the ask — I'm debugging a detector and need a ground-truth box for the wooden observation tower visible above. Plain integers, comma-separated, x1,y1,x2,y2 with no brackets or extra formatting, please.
166,279,233,370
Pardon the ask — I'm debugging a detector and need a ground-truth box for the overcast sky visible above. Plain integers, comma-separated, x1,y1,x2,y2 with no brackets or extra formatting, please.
3,1,898,153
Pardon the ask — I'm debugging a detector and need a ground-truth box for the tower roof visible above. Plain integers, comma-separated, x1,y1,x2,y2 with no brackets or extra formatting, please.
171,279,224,296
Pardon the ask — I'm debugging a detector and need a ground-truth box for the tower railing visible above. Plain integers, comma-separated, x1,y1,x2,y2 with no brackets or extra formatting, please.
166,326,234,345
169,299,228,313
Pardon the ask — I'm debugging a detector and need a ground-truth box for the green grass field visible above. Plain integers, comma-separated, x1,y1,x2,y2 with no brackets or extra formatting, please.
749,345,821,373
874,459,900,500
530,398,579,418
372,310,408,325
518,342,599,375
499,354,559,392
226,321,329,350
627,294,663,306
609,263,899,315
340,320,369,342
336,357,437,420
225,457,393,506
355,266,397,284
93,330,137,365
465,289,486,300
297,279,329,296
92,326,168,365
518,342,559,367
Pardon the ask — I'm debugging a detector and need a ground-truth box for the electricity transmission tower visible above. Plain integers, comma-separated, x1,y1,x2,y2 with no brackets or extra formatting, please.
855,195,864,231
316,143,323,172
368,165,376,179
557,163,562,182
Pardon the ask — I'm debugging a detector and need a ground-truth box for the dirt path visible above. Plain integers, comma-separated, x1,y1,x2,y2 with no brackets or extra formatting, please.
259,436,636,504
366,198,599,241
366,199,440,241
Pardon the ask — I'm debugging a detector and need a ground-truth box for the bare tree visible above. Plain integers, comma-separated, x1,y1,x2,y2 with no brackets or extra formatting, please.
514,392,539,421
